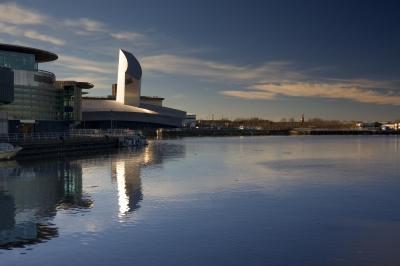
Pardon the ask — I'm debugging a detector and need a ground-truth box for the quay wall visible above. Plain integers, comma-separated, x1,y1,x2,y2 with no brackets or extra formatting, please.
13,137,119,157
157,128,400,138
157,129,290,138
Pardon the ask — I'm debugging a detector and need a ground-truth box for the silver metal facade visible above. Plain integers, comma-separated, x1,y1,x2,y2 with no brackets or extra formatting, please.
116,50,142,107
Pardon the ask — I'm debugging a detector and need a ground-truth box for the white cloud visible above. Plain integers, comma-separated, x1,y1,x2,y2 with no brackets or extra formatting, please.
63,18,106,32
221,90,277,100
56,54,115,74
110,32,144,41
0,3,47,25
0,22,65,46
141,54,297,82
23,30,65,46
63,18,145,42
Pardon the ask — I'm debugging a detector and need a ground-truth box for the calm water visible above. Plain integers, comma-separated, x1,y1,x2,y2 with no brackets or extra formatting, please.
0,136,399,265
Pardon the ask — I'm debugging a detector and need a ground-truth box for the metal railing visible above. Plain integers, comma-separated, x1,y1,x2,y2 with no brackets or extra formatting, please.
37,69,56,79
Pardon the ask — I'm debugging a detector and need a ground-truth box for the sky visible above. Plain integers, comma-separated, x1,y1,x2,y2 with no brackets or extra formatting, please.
0,0,399,121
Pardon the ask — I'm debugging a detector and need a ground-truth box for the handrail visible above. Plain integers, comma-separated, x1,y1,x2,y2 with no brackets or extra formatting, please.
37,69,56,79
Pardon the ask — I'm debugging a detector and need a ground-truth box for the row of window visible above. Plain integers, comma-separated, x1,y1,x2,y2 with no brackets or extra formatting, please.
0,51,37,71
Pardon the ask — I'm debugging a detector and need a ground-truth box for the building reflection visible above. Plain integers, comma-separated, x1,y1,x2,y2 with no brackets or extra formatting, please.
0,141,186,248
0,159,91,249
111,142,186,217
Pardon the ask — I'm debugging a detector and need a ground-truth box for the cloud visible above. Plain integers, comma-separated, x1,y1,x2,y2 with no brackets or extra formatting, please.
0,3,47,25
1,2,398,107
141,53,400,106
64,18,145,42
23,30,65,46
221,90,277,100
110,32,144,41
0,22,65,45
0,3,144,46
222,82,400,105
56,54,115,74
63,18,106,32
141,54,298,82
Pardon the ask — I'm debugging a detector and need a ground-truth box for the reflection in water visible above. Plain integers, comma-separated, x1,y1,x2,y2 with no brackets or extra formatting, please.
0,160,91,249
2,137,400,265
0,141,186,249
114,159,143,217
116,161,130,216
111,144,186,218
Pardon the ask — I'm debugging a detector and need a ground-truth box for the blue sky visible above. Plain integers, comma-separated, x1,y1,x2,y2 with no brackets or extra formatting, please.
1,0,400,120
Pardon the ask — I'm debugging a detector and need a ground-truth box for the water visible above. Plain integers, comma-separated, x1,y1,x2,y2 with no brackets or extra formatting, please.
0,136,399,265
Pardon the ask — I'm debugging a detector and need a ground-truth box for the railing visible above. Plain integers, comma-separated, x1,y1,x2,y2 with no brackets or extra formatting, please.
0,129,143,143
37,70,56,79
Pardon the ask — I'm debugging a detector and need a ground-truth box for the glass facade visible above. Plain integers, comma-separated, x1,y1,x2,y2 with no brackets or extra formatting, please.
63,85,75,120
0,49,64,122
56,81,84,121
0,69,62,121
0,51,37,71
0,45,90,132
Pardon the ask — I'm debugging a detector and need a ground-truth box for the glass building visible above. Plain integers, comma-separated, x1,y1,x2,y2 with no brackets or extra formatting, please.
0,44,91,133
56,81,94,122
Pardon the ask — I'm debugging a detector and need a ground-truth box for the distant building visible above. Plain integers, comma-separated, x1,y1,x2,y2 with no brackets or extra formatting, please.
356,122,382,130
183,114,197,128
381,122,400,131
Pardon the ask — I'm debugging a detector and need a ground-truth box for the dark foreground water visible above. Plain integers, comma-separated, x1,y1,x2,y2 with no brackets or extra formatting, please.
0,136,399,266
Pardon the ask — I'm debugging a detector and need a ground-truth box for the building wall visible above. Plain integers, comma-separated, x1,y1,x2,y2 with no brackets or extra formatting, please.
0,69,62,121
0,67,14,104
83,111,185,128
140,97,163,106
0,112,8,134
55,82,84,121
124,74,141,107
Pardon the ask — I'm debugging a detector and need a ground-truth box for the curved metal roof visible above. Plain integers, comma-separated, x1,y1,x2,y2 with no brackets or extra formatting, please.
121,49,142,80
0,43,58,63
82,99,157,114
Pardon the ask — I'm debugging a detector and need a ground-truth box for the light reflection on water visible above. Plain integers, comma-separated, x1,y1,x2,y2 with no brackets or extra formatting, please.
0,136,399,265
